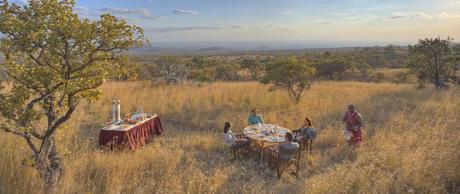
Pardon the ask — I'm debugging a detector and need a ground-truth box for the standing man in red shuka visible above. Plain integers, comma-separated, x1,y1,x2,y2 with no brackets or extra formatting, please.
342,104,363,146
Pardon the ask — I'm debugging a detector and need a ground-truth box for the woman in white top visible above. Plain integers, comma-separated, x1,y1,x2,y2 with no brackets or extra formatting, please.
223,122,250,158
223,122,237,146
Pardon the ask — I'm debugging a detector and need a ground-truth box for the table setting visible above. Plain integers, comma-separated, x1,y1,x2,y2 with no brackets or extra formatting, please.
243,124,290,143
99,100,164,150
243,123,291,164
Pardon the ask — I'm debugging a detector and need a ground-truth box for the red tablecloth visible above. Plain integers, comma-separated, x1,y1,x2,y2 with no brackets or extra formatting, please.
99,115,164,150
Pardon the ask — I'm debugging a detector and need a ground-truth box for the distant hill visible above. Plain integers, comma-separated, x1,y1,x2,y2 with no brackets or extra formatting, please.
128,41,413,56
257,45,272,50
198,46,229,52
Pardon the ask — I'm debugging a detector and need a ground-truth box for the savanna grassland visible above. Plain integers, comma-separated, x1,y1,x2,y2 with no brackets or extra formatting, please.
1,81,459,194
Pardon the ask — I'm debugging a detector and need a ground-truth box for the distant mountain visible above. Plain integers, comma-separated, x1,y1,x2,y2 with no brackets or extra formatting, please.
128,40,413,55
198,46,229,52
257,45,271,50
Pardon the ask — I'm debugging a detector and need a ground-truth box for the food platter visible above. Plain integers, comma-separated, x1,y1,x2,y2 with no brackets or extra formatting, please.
243,124,290,143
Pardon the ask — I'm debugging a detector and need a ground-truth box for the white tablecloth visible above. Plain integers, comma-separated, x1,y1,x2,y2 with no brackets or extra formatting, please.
243,124,290,143
101,115,158,131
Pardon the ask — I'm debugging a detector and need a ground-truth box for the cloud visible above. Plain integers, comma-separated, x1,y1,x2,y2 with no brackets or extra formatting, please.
74,6,91,16
438,12,460,18
387,12,409,20
98,7,164,20
414,12,434,19
307,20,335,25
228,24,243,29
147,25,227,33
173,9,200,15
388,15,408,19
75,6,90,12
330,12,349,16
7,0,27,5
98,7,137,15
146,24,275,33
136,8,165,19
390,11,460,20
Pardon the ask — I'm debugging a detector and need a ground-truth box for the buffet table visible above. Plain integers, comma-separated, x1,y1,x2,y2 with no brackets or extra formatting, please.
99,115,164,150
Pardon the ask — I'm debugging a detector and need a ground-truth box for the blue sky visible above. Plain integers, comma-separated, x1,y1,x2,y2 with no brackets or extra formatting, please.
10,0,460,44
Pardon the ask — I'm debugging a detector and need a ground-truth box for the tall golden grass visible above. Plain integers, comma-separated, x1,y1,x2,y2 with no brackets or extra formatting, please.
0,81,459,193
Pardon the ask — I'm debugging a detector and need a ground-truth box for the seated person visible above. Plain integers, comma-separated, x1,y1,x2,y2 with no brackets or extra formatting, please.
298,116,317,140
223,122,249,148
278,132,300,160
248,108,264,125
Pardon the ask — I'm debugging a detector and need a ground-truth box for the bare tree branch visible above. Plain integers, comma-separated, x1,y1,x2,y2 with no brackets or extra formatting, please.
1,124,39,157
30,129,45,139
24,132,39,158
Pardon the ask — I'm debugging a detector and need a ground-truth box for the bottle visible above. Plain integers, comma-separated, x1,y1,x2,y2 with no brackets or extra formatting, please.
140,107,144,120
112,100,116,123
116,100,121,123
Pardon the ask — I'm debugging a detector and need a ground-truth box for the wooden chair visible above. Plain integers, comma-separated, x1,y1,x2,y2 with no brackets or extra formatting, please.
230,133,251,160
292,129,313,154
267,145,301,178
235,133,246,139
299,137,313,154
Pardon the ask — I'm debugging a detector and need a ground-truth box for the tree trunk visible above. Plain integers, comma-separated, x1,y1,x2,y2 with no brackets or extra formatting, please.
36,136,63,193
434,77,448,89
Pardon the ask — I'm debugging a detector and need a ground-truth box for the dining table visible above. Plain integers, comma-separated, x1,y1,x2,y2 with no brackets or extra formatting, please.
243,124,291,164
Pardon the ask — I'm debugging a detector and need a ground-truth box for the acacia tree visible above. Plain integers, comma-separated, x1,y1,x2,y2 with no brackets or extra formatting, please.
409,37,457,89
0,0,143,191
216,62,240,81
260,56,315,104
188,56,216,82
240,58,263,80
355,47,383,70
314,54,352,80
453,44,460,84
154,56,190,84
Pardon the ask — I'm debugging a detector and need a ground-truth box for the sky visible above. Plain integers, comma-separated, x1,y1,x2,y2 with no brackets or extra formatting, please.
9,0,460,46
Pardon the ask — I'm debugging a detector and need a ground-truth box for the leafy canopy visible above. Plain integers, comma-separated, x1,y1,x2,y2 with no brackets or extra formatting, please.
153,56,189,84
408,37,457,88
261,56,315,103
240,58,263,80
314,53,353,80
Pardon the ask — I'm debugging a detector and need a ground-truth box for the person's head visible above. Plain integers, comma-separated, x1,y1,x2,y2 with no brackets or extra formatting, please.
223,122,232,133
251,108,258,115
304,116,313,127
285,132,294,142
348,104,356,112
